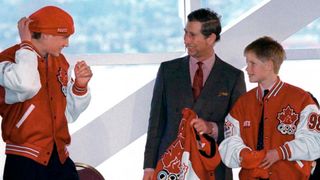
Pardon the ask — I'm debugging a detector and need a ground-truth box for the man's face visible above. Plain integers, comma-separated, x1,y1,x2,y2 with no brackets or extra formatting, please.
245,51,271,83
184,21,213,60
41,34,70,57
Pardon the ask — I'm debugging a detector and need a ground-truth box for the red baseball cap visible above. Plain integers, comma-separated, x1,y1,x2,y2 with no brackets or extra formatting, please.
29,6,74,36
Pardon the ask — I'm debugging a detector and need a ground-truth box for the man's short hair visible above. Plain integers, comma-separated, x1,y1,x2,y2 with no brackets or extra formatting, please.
187,8,221,41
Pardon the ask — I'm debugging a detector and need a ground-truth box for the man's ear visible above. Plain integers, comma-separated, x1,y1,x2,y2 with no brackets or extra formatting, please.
207,33,217,45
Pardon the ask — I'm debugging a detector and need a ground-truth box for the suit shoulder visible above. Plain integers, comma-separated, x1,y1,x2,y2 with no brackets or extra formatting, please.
218,58,242,74
160,56,188,68
215,58,244,82
161,56,187,65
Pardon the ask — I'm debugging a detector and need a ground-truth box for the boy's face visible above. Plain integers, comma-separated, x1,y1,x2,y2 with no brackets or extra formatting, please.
40,34,70,57
245,51,272,83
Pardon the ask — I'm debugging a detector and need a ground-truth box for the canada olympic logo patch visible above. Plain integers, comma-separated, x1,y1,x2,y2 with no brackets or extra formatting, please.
277,105,299,135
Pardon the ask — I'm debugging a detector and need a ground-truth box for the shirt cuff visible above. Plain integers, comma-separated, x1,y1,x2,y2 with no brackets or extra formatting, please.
144,168,154,172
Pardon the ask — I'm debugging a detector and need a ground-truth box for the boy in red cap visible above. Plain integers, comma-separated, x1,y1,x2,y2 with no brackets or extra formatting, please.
0,6,92,180
219,36,320,180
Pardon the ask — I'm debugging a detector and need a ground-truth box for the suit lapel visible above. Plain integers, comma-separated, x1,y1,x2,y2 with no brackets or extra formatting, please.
178,56,194,107
193,55,224,111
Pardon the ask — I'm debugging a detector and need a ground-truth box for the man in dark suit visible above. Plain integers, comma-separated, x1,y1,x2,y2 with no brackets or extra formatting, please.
143,8,246,180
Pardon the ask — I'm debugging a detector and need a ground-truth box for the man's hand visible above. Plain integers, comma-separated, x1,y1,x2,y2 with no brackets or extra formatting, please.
259,149,280,169
74,60,92,88
190,117,212,135
18,17,32,42
142,169,154,180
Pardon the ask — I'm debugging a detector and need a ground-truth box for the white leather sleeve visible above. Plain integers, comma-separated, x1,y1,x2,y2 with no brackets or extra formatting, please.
0,48,41,104
286,104,320,161
65,68,91,123
219,114,249,168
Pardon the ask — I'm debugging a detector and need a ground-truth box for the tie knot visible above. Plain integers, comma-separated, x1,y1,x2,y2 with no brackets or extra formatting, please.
197,62,203,68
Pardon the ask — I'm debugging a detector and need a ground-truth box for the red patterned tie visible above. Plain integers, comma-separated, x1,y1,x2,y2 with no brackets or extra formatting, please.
192,62,203,100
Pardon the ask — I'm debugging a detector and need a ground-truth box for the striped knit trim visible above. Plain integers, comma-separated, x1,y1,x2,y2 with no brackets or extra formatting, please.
278,144,291,160
19,41,41,57
72,83,87,95
270,81,284,97
20,41,34,51
266,79,284,98
256,78,285,101
283,143,291,159
277,146,285,160
6,144,39,157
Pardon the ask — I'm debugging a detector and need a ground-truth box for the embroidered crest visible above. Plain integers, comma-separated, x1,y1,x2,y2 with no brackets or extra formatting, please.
277,105,299,135
224,120,234,137
57,67,68,96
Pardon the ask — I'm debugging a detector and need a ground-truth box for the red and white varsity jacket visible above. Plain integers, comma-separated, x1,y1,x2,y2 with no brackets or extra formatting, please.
219,78,320,180
0,41,91,166
153,108,221,180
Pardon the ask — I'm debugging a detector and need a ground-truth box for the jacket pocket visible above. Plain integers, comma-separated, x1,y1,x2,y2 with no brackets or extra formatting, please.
16,104,35,128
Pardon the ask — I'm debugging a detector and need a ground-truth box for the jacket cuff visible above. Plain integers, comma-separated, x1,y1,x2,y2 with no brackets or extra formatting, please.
277,144,291,160
72,81,88,96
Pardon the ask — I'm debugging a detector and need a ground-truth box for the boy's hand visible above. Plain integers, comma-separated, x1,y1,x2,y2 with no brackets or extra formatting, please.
259,149,280,169
74,61,92,88
18,17,32,42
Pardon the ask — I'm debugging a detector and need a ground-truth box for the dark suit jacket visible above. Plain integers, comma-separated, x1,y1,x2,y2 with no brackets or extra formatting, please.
144,55,246,179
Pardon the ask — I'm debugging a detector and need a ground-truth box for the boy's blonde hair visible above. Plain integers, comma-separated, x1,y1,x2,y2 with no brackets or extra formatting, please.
244,36,286,74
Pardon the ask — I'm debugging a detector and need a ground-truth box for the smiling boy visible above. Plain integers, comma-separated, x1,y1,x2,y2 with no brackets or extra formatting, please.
0,6,92,179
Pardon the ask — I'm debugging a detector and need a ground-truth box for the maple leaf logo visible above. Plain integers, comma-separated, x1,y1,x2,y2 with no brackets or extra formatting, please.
160,118,187,174
277,105,299,135
161,139,184,174
277,105,299,125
